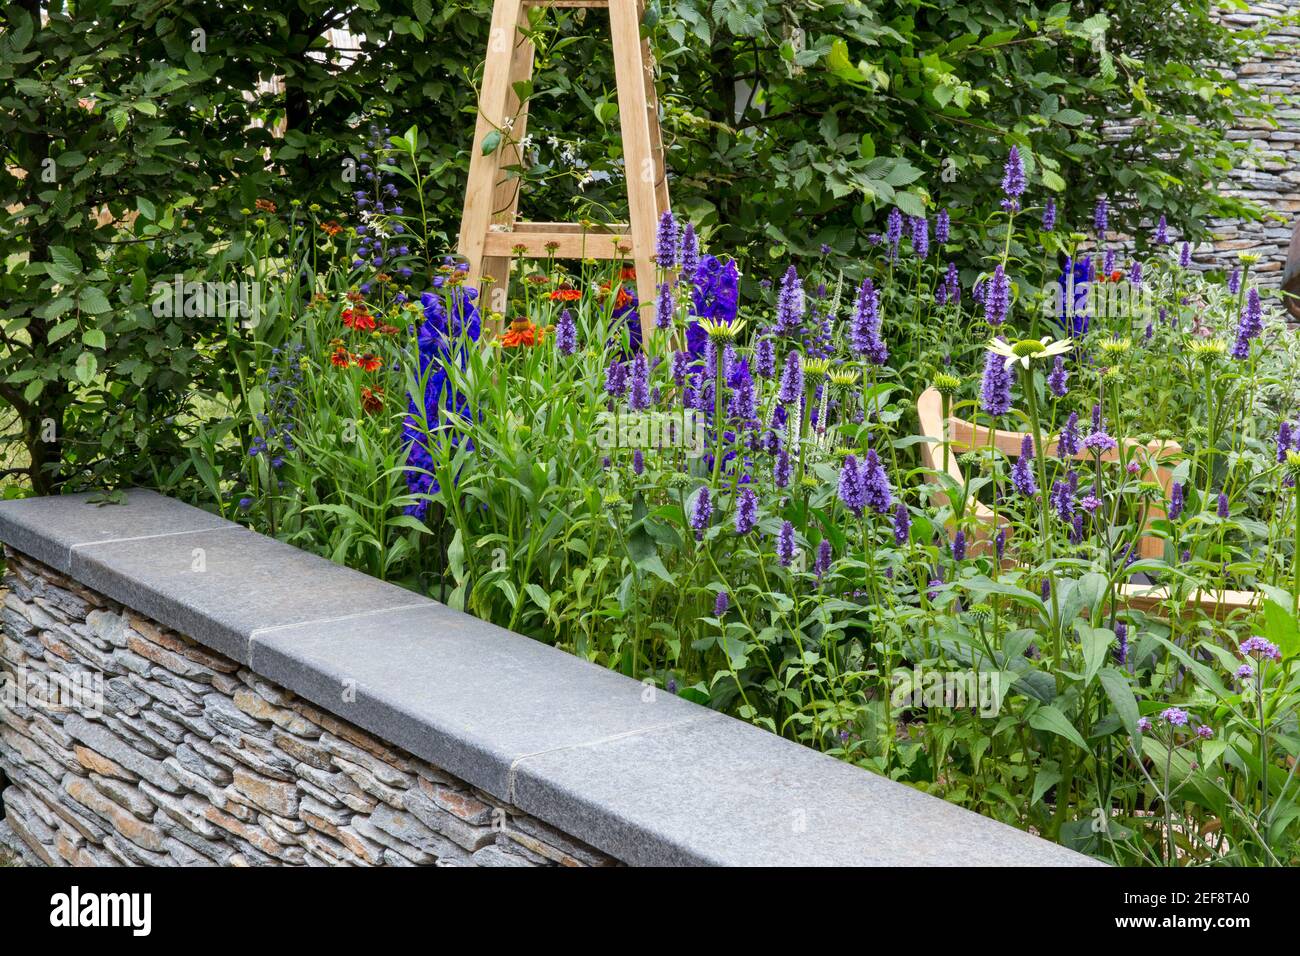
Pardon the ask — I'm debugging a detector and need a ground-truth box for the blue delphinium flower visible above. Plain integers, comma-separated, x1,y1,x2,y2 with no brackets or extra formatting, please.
684,255,740,356
403,285,482,519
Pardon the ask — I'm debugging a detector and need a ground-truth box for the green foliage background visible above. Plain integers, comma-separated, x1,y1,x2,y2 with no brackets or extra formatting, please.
0,0,1283,494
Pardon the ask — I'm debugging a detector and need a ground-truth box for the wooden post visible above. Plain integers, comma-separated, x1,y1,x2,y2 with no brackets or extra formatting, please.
457,0,669,344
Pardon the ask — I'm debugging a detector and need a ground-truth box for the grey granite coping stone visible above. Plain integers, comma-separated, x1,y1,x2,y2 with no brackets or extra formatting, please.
510,712,1098,866
69,526,431,666
248,604,710,800
0,489,230,573
0,491,1101,866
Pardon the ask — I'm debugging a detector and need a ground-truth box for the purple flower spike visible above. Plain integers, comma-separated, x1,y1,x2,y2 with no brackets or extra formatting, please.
1168,481,1184,521
1047,355,1069,397
861,449,893,514
735,486,758,535
555,309,577,355
1002,145,1026,203
980,346,1014,417
838,454,866,516
1041,199,1057,232
777,520,797,567
655,210,679,268
983,264,1011,325
714,590,729,617
893,503,911,546
951,530,967,562
1012,433,1038,498
936,208,950,244
689,486,712,539
778,349,804,404
1094,197,1109,235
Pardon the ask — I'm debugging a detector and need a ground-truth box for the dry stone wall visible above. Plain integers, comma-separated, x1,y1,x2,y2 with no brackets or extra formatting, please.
0,549,613,867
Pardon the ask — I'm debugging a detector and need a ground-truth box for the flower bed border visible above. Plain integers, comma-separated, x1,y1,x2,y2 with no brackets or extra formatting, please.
0,489,1097,866
915,387,1259,620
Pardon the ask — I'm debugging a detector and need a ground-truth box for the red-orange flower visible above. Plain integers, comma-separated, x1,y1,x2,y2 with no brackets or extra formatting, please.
377,323,400,336
549,286,582,302
356,352,383,372
255,198,277,213
330,347,351,368
346,290,365,303
501,317,544,348
343,308,376,332
320,220,342,237
614,286,634,311
620,267,636,281
360,386,385,414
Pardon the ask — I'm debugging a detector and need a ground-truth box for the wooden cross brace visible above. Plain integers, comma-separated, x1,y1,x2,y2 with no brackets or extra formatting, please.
456,0,670,344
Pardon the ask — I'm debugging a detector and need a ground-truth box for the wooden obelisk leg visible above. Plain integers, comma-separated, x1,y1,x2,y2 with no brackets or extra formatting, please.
609,0,660,347
480,14,537,322
639,7,671,222
458,0,526,317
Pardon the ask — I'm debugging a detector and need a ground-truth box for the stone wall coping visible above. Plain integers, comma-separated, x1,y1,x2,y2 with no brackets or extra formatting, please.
0,489,1100,866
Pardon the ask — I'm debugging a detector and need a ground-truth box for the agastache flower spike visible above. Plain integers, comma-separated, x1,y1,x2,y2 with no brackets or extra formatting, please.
814,539,833,577
774,266,804,335
1001,145,1026,205
655,282,674,330
1047,355,1069,397
1094,197,1109,234
655,210,679,267
679,222,699,278
777,520,797,567
1011,434,1038,497
1058,411,1080,457
689,486,712,539
627,353,652,411
1154,214,1169,245
1168,481,1184,521
983,264,1011,325
911,215,929,259
1041,198,1057,232
555,309,577,355
893,503,911,545
734,486,758,535
936,208,950,244
886,208,904,259
838,454,867,516
1179,242,1192,268
778,349,804,404
980,345,1014,416
861,449,893,514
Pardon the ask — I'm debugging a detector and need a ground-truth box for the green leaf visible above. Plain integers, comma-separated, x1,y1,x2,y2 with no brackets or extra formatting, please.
1262,595,1300,659
78,287,111,314
1029,705,1089,752
1098,667,1140,735
48,318,78,343
1081,626,1112,686
81,328,106,349
481,130,502,156
137,196,156,221
74,351,97,385
524,583,551,614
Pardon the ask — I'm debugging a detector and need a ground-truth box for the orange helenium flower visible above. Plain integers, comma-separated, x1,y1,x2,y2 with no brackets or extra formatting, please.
330,347,351,368
361,386,385,414
356,353,382,372
501,318,544,348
